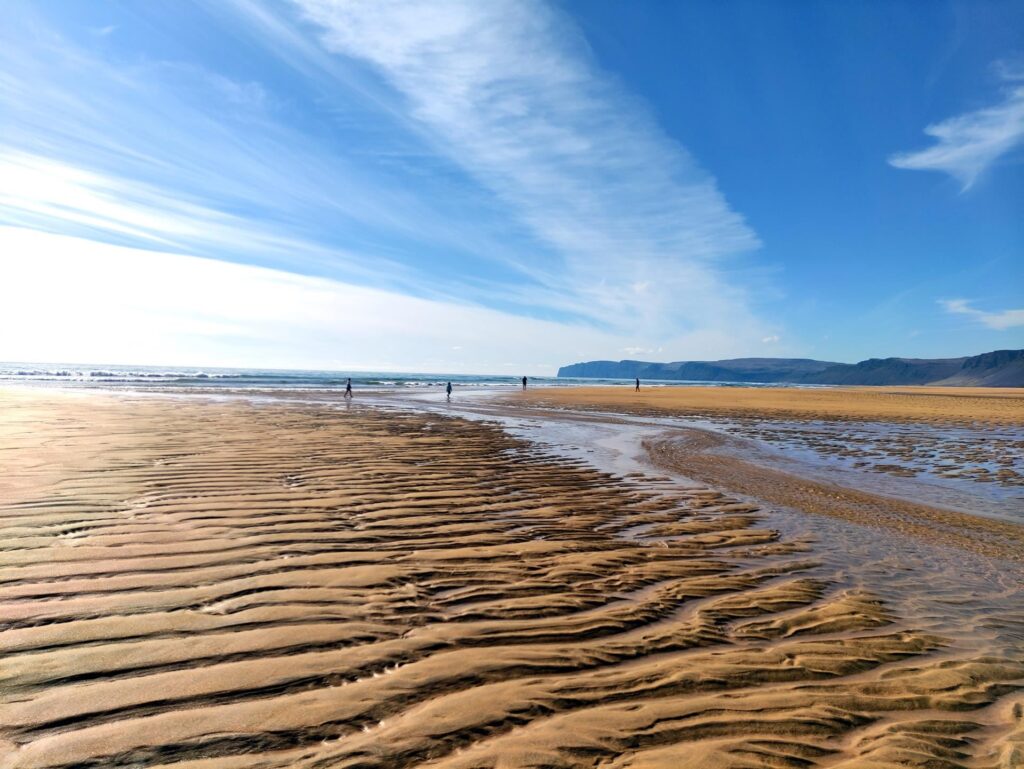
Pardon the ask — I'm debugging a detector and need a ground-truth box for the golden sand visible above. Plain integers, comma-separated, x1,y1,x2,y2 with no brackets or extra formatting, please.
0,390,1021,768
518,385,1024,424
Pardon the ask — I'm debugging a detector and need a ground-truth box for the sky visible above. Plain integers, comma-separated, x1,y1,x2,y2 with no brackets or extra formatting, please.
1,0,1022,374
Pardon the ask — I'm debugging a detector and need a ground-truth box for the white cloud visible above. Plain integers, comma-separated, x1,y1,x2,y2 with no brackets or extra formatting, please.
889,64,1024,190
0,21,540,295
0,227,765,373
994,58,1024,82
293,0,763,338
761,335,780,343
0,1,785,370
0,151,289,253
940,299,1024,330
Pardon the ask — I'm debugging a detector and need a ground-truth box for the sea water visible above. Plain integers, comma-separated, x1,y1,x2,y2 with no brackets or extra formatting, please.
0,362,811,392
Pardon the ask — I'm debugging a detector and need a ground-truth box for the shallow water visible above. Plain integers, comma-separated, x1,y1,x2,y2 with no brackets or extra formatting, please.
361,387,1024,522
360,387,1024,656
421,391,1015,663
730,418,1024,514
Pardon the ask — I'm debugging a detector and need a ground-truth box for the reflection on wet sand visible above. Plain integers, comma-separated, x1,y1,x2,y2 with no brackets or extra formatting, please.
514,385,1024,522
642,427,1024,560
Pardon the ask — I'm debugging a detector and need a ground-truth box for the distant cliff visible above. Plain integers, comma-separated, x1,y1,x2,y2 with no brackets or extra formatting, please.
932,349,1024,387
557,349,1024,387
557,358,840,383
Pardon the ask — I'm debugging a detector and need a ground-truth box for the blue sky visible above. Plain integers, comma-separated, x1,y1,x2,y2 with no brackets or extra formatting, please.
1,0,1021,373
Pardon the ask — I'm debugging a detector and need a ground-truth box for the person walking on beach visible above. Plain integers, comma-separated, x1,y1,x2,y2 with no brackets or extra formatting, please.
446,381,452,400
344,378,352,398
635,377,640,392
521,376,528,391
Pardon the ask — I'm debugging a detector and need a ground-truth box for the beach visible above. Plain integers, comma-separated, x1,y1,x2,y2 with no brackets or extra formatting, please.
507,386,1024,561
6,0,1021,765
1,386,1022,768
515,384,1024,424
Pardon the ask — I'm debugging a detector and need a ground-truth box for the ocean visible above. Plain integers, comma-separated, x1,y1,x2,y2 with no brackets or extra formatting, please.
0,363,542,391
0,362,800,391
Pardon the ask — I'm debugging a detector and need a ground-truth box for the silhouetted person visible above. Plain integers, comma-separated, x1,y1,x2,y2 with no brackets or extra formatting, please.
344,378,352,398
521,376,528,391
446,381,452,400
635,377,640,392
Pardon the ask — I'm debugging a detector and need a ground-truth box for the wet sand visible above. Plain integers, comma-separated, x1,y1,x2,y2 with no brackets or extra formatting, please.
642,428,1024,561
519,385,1024,425
1,389,1023,769
506,385,1024,551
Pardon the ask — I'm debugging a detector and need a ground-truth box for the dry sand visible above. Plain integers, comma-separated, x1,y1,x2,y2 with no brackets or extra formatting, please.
520,385,1024,425
1,389,1022,769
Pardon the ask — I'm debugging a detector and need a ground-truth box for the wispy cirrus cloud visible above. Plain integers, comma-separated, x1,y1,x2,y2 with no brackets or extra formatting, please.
0,227,725,374
940,299,1024,330
293,0,763,339
0,0,782,370
0,7,540,295
889,60,1024,190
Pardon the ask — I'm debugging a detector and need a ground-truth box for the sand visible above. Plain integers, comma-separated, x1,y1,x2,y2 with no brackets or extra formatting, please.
509,385,1024,559
519,385,1024,425
1,389,1022,769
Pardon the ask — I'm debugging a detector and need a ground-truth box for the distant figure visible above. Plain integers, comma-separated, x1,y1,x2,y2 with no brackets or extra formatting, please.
446,381,452,400
521,375,528,391
344,378,352,398
635,377,640,392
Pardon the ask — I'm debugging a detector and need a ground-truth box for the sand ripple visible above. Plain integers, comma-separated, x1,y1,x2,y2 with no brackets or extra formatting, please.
0,392,1021,768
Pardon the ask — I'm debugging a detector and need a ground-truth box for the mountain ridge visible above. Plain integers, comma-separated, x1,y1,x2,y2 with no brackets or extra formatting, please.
556,349,1024,387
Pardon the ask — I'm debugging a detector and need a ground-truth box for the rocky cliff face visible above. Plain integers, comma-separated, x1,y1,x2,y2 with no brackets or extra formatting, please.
932,349,1024,386
557,350,1024,386
799,357,966,385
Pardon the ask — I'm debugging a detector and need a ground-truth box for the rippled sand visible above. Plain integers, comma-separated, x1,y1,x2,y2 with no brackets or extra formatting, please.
1,390,1022,769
